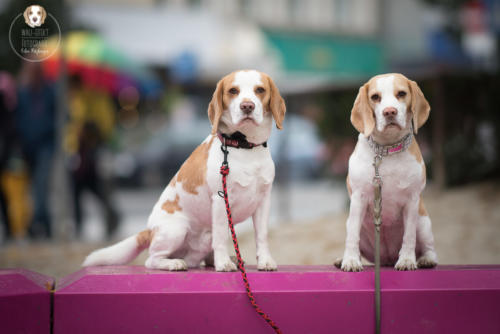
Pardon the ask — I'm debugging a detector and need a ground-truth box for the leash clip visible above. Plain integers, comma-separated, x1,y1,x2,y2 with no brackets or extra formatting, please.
372,154,383,186
220,137,229,166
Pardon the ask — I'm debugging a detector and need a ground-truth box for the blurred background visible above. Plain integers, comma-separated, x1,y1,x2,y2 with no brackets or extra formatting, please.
0,0,499,278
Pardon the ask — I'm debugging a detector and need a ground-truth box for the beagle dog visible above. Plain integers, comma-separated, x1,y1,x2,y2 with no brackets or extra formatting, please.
24,5,47,28
83,70,286,271
335,73,438,271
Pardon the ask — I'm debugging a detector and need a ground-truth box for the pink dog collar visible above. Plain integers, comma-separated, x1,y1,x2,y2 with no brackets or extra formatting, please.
368,132,413,157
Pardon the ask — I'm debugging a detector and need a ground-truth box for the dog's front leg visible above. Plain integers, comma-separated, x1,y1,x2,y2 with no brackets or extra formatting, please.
252,186,277,271
340,191,368,271
395,195,419,270
211,194,237,272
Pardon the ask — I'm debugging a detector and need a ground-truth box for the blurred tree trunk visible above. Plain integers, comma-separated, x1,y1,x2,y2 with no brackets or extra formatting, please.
51,55,72,240
431,76,446,189
277,95,291,223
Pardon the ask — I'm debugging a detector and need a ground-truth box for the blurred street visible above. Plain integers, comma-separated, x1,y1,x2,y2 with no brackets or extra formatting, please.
1,180,499,279
71,180,348,241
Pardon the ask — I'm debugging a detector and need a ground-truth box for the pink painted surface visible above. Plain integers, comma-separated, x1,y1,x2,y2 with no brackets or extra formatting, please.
0,268,54,334
54,265,500,334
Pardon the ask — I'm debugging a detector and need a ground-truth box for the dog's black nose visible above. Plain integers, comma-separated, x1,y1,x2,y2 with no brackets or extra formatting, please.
240,101,255,114
33,17,38,22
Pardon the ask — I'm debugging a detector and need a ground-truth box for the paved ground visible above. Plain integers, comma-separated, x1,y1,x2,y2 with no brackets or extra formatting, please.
1,180,499,279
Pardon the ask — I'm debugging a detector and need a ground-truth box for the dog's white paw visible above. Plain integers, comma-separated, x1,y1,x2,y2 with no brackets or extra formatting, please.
215,259,237,272
168,259,188,271
395,255,417,271
148,258,187,271
341,256,363,272
333,257,342,268
257,255,277,271
145,257,188,271
417,252,438,268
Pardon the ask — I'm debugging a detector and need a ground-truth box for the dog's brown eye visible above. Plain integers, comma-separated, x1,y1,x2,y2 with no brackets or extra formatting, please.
371,94,381,102
38,11,41,15
255,87,265,94
397,91,407,98
229,88,238,95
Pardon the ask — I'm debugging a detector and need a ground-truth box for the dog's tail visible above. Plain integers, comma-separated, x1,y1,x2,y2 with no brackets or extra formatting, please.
82,229,153,267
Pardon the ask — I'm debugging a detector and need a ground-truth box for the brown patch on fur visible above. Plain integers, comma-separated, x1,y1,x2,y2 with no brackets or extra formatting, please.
408,79,430,134
408,139,423,163
260,73,286,129
351,83,375,137
161,194,182,214
208,72,236,134
346,175,352,196
176,136,215,194
136,229,154,248
418,196,428,216
409,139,427,189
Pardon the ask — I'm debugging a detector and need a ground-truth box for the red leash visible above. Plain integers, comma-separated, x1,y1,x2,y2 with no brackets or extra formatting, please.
219,141,282,334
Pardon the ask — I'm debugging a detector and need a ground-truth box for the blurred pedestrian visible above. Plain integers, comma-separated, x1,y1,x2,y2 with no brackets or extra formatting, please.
65,74,120,239
15,62,56,239
0,71,32,242
0,90,13,240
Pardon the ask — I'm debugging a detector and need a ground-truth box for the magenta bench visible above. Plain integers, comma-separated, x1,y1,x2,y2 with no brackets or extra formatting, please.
53,265,500,334
0,269,54,334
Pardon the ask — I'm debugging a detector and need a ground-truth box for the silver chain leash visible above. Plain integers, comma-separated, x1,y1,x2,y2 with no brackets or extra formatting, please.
372,153,383,334
370,128,414,334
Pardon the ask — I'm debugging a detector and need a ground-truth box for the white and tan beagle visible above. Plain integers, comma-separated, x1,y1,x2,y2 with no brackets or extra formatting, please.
83,70,286,271
336,73,438,271
24,5,47,28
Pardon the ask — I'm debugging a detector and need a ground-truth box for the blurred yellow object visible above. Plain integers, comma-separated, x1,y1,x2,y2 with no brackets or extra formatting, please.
64,87,115,154
0,171,32,238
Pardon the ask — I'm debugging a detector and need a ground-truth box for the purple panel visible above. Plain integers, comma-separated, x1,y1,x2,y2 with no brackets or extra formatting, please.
54,265,500,334
0,269,54,334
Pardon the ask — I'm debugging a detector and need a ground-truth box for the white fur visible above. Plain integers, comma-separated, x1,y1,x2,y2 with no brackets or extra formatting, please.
83,70,279,272
229,70,265,126
82,235,146,266
218,70,272,145
339,75,438,271
374,76,408,132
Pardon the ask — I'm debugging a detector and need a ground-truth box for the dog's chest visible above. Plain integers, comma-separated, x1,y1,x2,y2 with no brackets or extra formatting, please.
349,138,424,221
207,144,275,221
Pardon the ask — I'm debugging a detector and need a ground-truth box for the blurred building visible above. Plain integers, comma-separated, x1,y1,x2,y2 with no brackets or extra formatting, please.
67,0,394,92
66,0,500,186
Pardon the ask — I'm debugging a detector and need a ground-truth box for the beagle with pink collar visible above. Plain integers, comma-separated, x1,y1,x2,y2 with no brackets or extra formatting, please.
335,73,438,271
83,70,286,272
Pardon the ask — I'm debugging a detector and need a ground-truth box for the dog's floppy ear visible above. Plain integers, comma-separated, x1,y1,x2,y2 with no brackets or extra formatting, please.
41,7,47,24
351,83,375,137
409,80,430,134
23,6,30,25
208,78,224,135
266,74,286,130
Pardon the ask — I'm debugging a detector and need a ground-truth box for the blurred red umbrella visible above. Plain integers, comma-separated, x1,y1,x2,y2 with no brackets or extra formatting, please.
42,31,160,95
